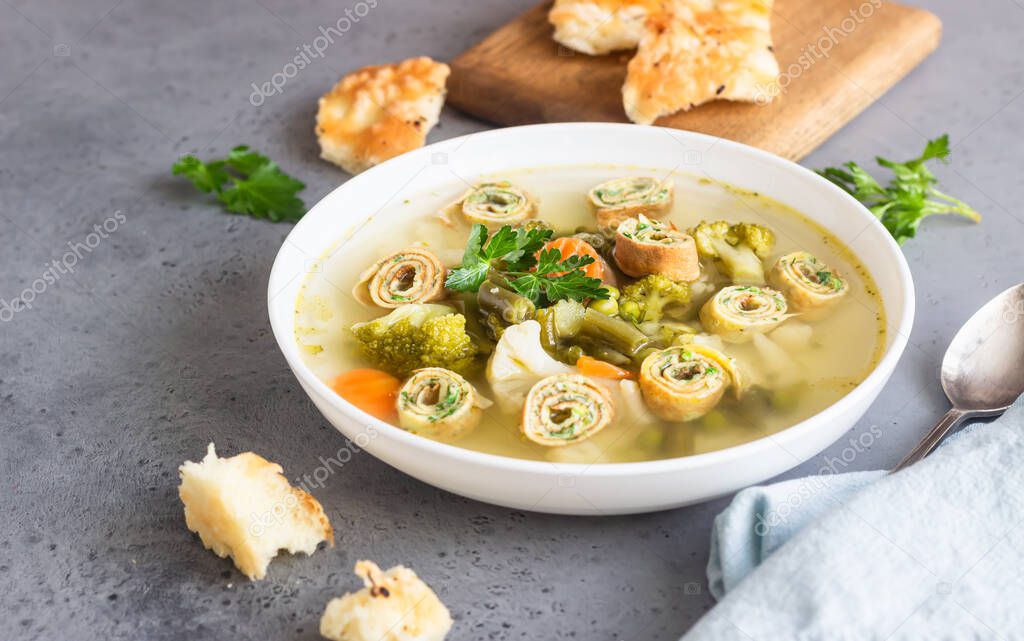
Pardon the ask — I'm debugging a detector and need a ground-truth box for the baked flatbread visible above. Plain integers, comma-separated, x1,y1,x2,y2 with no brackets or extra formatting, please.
549,0,662,55
622,0,780,124
316,57,450,174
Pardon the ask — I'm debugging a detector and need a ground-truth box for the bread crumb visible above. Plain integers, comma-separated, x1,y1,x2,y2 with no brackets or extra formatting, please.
320,560,452,641
178,443,333,580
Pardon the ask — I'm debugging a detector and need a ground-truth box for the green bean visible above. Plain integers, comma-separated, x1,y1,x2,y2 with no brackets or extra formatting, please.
581,344,632,366
577,308,652,356
535,307,559,351
479,280,535,324
633,346,660,365
478,280,535,340
556,344,586,365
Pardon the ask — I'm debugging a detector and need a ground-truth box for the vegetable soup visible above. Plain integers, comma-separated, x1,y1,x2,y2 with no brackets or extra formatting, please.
295,166,885,464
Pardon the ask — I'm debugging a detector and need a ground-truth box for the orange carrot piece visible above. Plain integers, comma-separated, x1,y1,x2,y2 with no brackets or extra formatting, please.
576,355,635,380
331,368,401,421
538,237,604,280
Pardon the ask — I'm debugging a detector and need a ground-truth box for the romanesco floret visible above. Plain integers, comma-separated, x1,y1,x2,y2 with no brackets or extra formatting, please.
350,304,478,377
691,221,776,285
618,274,691,323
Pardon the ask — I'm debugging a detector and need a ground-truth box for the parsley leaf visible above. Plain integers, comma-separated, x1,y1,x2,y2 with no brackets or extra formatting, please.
818,134,980,245
172,156,228,193
508,249,609,305
446,225,608,304
172,145,306,223
445,224,553,292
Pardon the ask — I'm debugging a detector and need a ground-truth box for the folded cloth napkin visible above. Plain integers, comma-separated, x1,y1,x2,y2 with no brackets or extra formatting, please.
683,400,1024,641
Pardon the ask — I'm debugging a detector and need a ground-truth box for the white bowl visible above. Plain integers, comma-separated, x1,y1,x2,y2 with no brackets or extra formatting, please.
268,123,914,515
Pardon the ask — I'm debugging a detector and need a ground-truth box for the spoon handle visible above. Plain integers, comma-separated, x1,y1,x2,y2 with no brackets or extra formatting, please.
891,408,966,473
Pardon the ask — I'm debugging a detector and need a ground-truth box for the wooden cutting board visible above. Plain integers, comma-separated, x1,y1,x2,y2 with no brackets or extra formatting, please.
448,1,941,160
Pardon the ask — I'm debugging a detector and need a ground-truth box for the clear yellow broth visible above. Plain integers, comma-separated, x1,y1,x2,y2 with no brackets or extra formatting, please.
294,166,886,464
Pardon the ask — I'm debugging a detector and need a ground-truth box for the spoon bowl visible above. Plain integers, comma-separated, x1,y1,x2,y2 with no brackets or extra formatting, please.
941,283,1024,413
895,283,1024,471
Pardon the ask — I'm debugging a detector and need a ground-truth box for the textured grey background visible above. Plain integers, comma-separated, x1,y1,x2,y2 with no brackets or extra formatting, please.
1,0,1021,639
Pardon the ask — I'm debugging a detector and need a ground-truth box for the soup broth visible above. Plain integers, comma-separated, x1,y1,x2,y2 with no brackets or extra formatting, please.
295,166,885,464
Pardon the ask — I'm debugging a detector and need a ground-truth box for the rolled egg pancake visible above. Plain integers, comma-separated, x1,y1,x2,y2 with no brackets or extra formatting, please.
396,368,490,441
699,285,788,343
354,247,446,308
639,345,742,421
444,181,536,227
587,176,673,234
768,251,848,313
521,374,615,447
614,214,700,281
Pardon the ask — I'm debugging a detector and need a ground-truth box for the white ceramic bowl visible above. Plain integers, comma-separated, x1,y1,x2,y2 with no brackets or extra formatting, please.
268,123,914,515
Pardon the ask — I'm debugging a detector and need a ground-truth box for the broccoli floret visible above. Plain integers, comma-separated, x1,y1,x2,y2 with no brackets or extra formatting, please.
618,274,691,323
691,220,775,284
350,304,478,377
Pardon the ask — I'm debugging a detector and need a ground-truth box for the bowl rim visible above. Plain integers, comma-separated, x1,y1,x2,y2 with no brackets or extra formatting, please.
268,122,915,477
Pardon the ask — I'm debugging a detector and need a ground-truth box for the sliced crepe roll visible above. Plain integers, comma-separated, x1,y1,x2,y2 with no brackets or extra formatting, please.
639,345,742,421
521,373,615,447
614,214,700,281
354,247,446,308
444,181,536,227
768,251,848,313
397,367,490,441
588,176,673,234
699,285,788,343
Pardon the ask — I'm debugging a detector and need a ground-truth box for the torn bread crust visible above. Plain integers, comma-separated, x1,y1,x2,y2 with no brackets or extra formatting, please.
622,0,780,125
178,443,333,580
549,0,662,55
316,57,450,174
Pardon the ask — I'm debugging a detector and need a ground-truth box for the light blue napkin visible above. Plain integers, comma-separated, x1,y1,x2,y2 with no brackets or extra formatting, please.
684,401,1024,640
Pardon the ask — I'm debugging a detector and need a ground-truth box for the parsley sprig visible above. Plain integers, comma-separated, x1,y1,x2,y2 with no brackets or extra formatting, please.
445,224,609,305
172,146,306,222
819,134,980,244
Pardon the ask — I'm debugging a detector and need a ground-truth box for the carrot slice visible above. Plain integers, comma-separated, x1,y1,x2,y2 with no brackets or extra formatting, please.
538,237,604,280
331,368,401,421
577,355,635,380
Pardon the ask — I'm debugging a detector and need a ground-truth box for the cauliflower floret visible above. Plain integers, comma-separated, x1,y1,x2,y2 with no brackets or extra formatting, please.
751,333,803,388
691,221,776,285
618,274,691,323
486,320,573,413
351,304,478,377
320,560,452,641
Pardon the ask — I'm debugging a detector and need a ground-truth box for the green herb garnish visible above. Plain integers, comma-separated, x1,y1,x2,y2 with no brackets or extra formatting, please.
172,145,306,222
818,134,980,244
445,224,609,305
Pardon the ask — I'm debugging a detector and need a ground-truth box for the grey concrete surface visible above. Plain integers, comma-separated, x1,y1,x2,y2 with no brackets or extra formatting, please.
1,0,1021,639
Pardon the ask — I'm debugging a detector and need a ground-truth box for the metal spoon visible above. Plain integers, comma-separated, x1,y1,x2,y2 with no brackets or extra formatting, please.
893,283,1024,472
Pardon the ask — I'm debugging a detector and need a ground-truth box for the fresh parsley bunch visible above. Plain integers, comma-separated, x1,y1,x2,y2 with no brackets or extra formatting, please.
445,224,609,305
172,146,306,222
818,134,980,244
